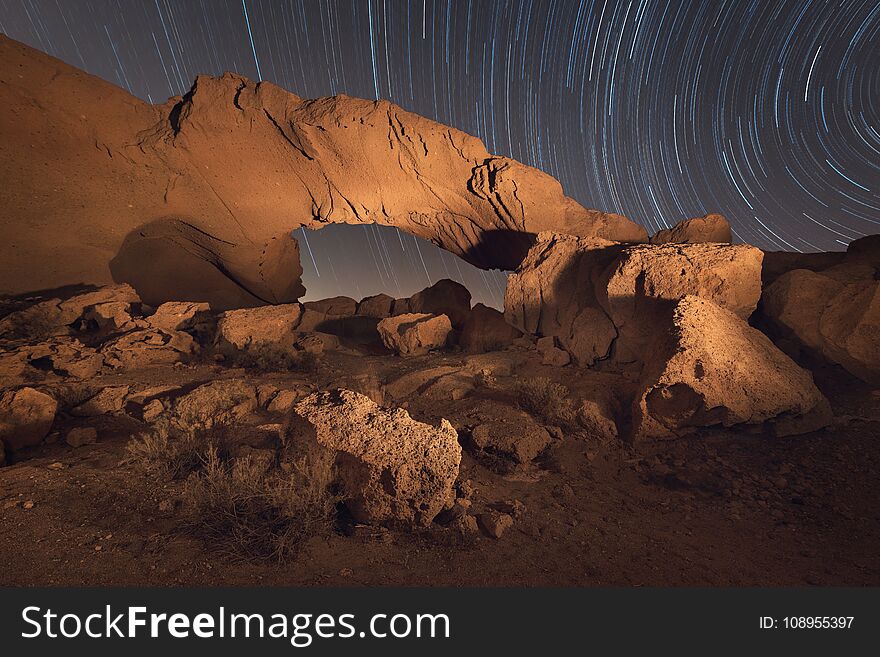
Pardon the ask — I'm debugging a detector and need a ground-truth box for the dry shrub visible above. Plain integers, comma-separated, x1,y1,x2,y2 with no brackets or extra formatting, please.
125,420,231,480
516,377,576,427
184,447,336,562
232,344,318,374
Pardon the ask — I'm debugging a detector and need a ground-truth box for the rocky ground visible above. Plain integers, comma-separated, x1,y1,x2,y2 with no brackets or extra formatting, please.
0,280,877,586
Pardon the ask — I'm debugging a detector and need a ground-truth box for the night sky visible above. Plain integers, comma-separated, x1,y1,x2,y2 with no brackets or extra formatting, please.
1,0,878,307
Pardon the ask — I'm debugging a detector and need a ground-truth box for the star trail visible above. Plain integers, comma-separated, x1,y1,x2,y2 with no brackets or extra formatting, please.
1,0,878,305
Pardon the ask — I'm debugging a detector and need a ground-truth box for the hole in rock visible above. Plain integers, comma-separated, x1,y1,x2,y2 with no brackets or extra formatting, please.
295,224,510,310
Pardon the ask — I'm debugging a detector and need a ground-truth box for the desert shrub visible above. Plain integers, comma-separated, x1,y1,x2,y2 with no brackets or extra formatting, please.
231,344,318,374
125,420,231,480
183,447,336,562
516,377,576,428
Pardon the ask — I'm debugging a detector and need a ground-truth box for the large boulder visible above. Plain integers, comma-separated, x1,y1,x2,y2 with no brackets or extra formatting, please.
0,387,57,451
459,303,522,353
760,269,842,350
214,303,304,354
504,232,621,366
408,279,472,328
650,214,732,244
632,296,831,440
284,389,461,526
303,296,357,317
817,280,879,384
147,301,213,332
356,293,395,318
597,243,763,362
377,313,452,356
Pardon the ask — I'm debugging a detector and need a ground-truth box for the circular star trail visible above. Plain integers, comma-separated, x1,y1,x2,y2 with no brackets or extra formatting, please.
1,0,878,303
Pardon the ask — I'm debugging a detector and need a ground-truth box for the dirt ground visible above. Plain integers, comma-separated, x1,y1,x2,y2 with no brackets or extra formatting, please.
1,348,877,587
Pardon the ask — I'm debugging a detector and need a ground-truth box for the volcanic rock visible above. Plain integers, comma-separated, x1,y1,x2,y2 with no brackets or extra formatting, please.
632,296,831,440
356,293,395,318
72,386,130,416
66,427,97,448
214,304,303,354
173,379,259,430
471,416,552,465
284,389,461,526
598,243,763,362
101,329,196,369
459,303,522,353
377,313,452,356
147,301,212,332
0,36,645,308
505,232,621,366
0,387,57,451
408,279,472,328
650,214,732,244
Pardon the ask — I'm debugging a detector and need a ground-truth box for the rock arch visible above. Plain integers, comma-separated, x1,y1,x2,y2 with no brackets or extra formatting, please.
0,36,646,309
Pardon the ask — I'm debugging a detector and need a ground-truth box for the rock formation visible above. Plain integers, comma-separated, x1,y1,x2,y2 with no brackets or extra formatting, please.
377,313,452,356
0,35,646,310
284,389,461,526
650,213,732,244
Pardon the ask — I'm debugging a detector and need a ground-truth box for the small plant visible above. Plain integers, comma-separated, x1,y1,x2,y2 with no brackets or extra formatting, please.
231,344,318,374
183,447,336,562
516,377,576,428
125,420,230,480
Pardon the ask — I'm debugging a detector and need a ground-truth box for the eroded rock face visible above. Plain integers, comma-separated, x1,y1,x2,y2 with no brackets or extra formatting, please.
377,313,452,356
504,232,621,366
0,387,57,451
459,303,522,353
284,389,461,526
632,296,831,440
598,243,763,362
101,329,196,369
173,379,259,430
650,214,731,244
147,301,212,332
0,36,646,308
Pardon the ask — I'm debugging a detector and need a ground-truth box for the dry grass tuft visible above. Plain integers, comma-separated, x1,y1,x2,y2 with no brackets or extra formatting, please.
516,377,576,428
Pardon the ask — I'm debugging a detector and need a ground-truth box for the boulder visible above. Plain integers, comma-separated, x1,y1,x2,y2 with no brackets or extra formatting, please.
356,293,394,318
408,279,472,328
845,234,880,268
82,301,134,332
72,385,130,416
471,417,552,464
761,268,879,384
598,243,763,362
25,337,105,379
101,328,196,368
459,303,522,353
576,399,619,440
650,213,732,244
536,336,571,366
173,379,259,429
284,389,461,526
215,303,303,353
66,426,97,448
0,387,57,451
147,301,213,332
304,296,357,317
504,232,621,366
632,296,831,440
377,313,452,356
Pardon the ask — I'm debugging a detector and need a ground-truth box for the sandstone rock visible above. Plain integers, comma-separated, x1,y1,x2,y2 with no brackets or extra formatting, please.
1,36,645,307
294,333,328,355
760,269,842,350
173,379,259,429
576,399,619,440
632,296,831,440
82,301,133,332
215,304,303,353
284,389,461,526
356,293,395,318
268,389,300,414
377,313,452,356
536,336,571,366
72,386,130,416
471,418,552,464
650,214,731,244
101,329,196,368
0,387,57,451
459,303,522,353
505,233,621,366
25,337,105,379
408,279,472,328
147,301,212,332
304,296,357,317
598,243,763,362
66,426,97,448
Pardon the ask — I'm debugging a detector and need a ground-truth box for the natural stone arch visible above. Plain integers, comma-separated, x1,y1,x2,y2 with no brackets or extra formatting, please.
0,36,647,309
